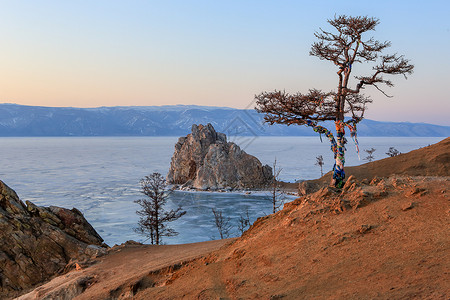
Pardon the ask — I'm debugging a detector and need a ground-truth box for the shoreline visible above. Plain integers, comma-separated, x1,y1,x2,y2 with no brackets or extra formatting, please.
169,183,299,197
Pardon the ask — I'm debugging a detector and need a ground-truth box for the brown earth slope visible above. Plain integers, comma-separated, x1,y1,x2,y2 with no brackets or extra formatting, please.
304,137,449,189
16,137,450,300
344,137,449,178
16,240,232,300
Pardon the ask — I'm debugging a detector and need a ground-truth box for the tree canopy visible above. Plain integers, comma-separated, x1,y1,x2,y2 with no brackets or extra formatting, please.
255,15,414,187
256,15,414,125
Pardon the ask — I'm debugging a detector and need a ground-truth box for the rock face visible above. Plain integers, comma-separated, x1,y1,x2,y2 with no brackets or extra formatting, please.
0,180,106,299
167,124,273,190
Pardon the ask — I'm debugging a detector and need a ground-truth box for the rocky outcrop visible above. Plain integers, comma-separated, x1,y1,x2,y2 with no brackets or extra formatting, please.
167,124,273,190
0,180,106,299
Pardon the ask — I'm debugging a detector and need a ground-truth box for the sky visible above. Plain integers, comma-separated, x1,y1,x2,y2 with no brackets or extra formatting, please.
0,1,449,125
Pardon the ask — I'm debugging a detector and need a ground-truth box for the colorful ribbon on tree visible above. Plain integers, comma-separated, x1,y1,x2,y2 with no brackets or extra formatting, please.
306,120,337,155
345,120,360,160
333,120,347,188
306,119,360,188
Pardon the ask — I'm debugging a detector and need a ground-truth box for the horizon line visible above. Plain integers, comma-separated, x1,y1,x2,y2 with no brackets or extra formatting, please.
1,102,449,127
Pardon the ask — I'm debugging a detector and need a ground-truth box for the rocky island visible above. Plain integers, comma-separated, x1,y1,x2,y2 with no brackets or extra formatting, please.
167,123,273,190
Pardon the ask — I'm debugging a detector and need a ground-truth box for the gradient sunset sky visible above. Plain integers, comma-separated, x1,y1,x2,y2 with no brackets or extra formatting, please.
0,1,449,125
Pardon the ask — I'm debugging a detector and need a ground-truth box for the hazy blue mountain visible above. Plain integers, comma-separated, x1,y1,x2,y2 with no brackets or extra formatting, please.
0,103,448,137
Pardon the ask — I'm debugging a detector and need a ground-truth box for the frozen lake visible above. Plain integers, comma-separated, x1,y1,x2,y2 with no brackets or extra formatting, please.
0,136,443,245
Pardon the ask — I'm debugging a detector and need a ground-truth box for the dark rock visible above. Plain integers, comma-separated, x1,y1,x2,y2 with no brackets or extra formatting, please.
0,180,106,299
342,175,358,192
405,187,427,197
357,224,373,234
167,124,272,190
298,180,324,196
401,202,415,211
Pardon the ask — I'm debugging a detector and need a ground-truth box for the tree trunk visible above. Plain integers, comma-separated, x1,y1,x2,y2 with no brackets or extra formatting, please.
155,207,160,245
333,120,346,188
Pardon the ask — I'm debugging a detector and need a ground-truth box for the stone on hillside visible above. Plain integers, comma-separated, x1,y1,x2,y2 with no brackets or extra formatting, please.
0,180,106,299
167,124,272,190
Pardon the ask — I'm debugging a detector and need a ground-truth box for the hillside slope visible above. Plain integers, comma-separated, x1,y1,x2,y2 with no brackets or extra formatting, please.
345,137,449,179
299,137,449,193
135,176,449,299
16,138,450,300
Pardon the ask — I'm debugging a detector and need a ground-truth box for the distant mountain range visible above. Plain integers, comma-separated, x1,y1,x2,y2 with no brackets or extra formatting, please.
0,103,448,137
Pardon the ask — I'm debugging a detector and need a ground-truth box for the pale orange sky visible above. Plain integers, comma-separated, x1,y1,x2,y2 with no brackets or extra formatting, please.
0,1,449,125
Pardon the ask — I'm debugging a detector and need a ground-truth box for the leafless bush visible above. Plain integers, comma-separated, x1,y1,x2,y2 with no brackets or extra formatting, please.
315,155,325,177
268,159,285,213
386,147,401,157
364,148,376,162
212,208,232,239
237,209,250,235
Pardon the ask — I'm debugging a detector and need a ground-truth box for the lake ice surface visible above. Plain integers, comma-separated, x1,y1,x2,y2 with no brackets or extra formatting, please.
0,136,443,245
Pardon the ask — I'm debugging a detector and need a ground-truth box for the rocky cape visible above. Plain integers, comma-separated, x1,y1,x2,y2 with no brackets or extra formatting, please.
0,180,107,299
167,123,273,190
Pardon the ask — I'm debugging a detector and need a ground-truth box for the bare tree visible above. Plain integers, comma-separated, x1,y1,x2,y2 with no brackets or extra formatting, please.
364,148,376,162
386,147,401,157
315,155,325,177
212,208,232,239
268,159,285,213
135,173,186,245
237,208,250,235
255,15,413,188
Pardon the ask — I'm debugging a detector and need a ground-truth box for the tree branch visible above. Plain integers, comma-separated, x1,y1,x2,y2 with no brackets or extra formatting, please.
255,89,336,125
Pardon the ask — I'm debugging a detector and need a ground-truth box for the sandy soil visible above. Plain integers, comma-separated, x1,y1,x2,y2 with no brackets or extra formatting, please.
132,176,449,300
15,138,450,300
17,239,232,300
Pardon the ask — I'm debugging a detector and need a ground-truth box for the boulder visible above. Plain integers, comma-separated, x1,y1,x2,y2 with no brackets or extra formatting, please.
0,180,106,299
167,124,272,190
